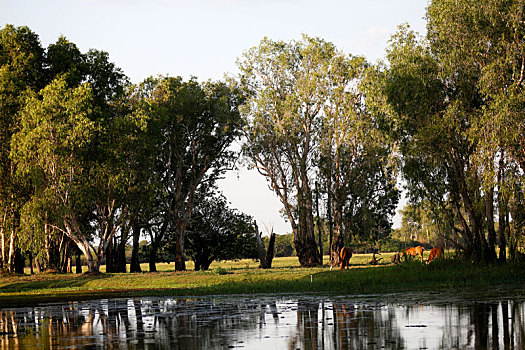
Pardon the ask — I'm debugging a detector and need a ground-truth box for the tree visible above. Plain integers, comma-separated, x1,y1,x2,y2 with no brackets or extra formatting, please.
237,36,334,267
238,36,398,267
366,24,494,261
184,190,257,271
2,26,132,274
0,25,44,271
426,0,525,262
319,54,398,265
12,77,105,272
365,0,525,262
142,76,243,271
12,55,130,274
113,84,159,273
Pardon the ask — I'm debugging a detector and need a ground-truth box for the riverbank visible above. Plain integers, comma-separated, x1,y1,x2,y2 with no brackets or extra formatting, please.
1,254,525,307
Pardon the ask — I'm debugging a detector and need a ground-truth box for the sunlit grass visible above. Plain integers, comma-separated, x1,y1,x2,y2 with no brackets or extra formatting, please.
23,252,394,274
6,252,525,308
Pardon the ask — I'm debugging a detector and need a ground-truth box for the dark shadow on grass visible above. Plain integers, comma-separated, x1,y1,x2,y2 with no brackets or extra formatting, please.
2,261,525,308
0,273,112,293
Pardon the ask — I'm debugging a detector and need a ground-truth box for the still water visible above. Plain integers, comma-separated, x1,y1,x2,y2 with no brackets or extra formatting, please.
1,287,525,349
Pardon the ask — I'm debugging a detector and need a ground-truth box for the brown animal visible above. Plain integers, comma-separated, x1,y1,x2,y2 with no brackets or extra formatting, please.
391,252,402,264
405,246,425,261
427,247,444,263
339,247,352,269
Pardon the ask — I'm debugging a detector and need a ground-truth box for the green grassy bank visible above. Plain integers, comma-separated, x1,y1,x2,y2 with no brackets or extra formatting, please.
2,253,525,308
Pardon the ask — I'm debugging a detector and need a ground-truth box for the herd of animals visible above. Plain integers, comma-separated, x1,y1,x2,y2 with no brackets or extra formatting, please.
337,246,445,269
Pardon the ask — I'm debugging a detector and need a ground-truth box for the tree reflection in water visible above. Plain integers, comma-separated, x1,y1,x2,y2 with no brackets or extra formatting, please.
0,293,524,349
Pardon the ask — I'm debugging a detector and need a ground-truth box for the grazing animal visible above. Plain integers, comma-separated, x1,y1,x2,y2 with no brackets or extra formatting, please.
339,247,352,269
405,246,425,261
391,252,402,264
427,246,444,263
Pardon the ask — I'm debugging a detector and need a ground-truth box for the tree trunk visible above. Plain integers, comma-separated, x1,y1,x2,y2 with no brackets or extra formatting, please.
45,229,50,270
264,231,276,268
485,187,497,262
330,233,344,268
28,251,33,275
8,231,15,273
330,189,344,268
315,182,323,265
149,242,158,272
0,209,6,270
0,232,4,270
130,222,142,273
85,256,98,274
115,235,127,273
13,248,24,274
76,251,82,274
289,156,320,268
60,241,70,273
509,187,524,262
294,231,320,267
174,230,186,271
255,222,268,268
199,256,214,271
498,161,507,263
35,258,43,273
327,180,333,267
105,238,114,273
73,235,99,274
203,259,213,271
448,154,486,262
147,221,168,273
294,199,320,267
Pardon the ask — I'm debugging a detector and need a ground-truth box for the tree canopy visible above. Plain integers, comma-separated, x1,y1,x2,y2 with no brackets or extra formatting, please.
237,35,399,267
365,0,525,263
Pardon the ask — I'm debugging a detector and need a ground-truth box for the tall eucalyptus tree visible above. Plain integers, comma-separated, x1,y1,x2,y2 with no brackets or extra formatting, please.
0,25,44,271
237,36,333,266
238,36,398,266
142,77,243,271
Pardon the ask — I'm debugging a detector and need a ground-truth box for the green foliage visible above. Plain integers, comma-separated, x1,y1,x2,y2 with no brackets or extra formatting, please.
238,35,341,266
238,35,399,265
0,25,46,270
2,9,524,275
396,201,450,247
363,4,525,262
377,238,405,253
212,266,230,275
318,53,399,248
12,76,98,267
137,75,244,271
264,233,295,257
3,24,132,273
183,189,258,271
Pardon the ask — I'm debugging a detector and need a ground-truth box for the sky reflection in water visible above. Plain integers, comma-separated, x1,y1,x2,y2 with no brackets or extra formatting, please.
1,288,525,349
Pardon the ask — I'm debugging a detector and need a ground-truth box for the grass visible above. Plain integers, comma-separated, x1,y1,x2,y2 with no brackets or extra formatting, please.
2,252,525,308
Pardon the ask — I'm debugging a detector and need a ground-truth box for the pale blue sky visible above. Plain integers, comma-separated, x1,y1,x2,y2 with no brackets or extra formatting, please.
1,0,428,234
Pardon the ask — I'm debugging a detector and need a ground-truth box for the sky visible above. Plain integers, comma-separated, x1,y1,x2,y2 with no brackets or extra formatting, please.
1,0,428,234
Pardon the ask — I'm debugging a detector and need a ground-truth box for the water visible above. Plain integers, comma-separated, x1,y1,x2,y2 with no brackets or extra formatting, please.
1,286,525,349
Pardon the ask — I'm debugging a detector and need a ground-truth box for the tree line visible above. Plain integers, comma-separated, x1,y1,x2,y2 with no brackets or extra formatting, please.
365,0,525,263
0,25,257,273
1,0,523,274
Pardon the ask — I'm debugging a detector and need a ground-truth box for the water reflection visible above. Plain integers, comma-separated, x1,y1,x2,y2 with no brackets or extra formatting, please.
1,289,525,349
